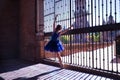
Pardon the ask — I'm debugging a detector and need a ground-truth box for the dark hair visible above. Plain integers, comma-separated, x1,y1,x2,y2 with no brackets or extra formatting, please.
55,24,62,31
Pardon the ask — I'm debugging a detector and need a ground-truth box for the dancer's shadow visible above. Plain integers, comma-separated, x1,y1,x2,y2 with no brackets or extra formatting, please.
0,77,4,80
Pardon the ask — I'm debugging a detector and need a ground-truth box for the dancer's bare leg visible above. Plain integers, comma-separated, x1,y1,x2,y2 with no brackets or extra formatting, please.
56,52,63,68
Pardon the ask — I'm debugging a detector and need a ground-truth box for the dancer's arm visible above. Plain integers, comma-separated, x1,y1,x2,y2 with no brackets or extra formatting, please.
53,15,58,31
60,26,73,35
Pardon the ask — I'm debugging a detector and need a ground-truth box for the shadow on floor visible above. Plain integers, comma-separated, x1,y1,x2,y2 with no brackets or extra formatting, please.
13,69,62,80
0,59,114,80
0,59,34,73
0,77,4,80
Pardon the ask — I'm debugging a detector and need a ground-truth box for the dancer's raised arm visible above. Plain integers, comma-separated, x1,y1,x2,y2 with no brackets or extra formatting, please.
53,15,58,31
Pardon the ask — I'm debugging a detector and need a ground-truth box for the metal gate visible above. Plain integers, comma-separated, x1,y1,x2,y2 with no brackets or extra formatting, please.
43,0,120,76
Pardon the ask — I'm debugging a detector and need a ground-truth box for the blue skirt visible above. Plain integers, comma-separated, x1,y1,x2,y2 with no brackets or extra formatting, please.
44,40,64,52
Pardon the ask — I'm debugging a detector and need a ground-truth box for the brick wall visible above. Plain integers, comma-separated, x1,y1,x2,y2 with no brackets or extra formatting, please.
19,0,37,61
0,0,19,60
0,0,44,61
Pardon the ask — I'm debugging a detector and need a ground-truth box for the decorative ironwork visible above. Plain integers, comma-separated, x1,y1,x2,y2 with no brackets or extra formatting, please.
43,0,120,76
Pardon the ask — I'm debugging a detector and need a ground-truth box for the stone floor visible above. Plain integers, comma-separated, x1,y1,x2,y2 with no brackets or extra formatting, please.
0,59,113,80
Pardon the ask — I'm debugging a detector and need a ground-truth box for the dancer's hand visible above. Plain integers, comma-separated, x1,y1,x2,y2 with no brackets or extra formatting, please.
54,14,58,20
68,26,73,30
53,14,59,31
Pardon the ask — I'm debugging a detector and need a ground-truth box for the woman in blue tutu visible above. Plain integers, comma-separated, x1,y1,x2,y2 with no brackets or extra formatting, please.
44,15,71,68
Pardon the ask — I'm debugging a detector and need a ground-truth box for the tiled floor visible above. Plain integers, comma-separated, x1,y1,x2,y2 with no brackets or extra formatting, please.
0,59,113,80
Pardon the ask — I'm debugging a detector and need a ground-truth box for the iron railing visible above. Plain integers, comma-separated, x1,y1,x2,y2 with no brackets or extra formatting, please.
43,0,120,76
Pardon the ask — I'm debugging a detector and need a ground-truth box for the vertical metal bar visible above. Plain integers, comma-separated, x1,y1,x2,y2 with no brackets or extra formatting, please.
66,0,71,63
102,0,104,24
65,21,67,63
84,0,87,67
82,1,84,66
61,0,64,63
106,0,109,72
102,0,108,71
65,12,67,63
91,0,94,68
94,0,97,69
106,0,108,23
84,1,86,66
73,0,75,65
102,0,106,70
94,0,97,26
102,0,105,71
79,0,82,66
114,0,117,23
69,0,72,65
114,0,118,73
115,0,119,74
65,0,67,64
73,0,77,65
88,0,90,67
110,0,114,72
85,0,88,67
69,0,70,64
98,0,100,25
87,0,91,68
54,0,56,61
82,0,85,66
100,0,105,70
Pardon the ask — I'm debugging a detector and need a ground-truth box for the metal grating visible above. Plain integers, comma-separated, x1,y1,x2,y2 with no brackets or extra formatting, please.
43,0,120,75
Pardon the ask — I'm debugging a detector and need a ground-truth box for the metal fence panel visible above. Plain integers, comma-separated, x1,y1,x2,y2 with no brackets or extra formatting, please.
43,0,120,74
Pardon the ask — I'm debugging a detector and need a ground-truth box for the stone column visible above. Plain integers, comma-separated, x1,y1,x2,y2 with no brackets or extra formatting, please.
36,0,44,62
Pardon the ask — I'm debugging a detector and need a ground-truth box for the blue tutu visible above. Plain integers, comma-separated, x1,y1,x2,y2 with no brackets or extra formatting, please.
44,32,64,52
